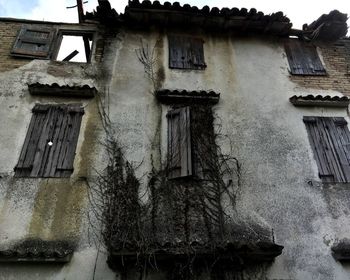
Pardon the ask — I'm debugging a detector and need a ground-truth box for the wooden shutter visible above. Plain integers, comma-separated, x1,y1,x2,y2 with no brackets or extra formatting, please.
168,35,206,70
167,107,192,179
15,104,84,178
304,116,350,182
11,25,55,59
190,38,206,68
285,40,326,75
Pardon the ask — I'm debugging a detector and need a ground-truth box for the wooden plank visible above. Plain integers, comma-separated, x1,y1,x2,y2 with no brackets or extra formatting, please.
167,109,181,178
43,108,65,177
285,40,303,75
191,38,205,68
21,112,46,169
179,106,192,177
304,117,334,182
318,118,345,182
60,110,84,172
321,118,348,182
56,111,74,173
30,107,55,177
49,112,69,177
16,113,38,169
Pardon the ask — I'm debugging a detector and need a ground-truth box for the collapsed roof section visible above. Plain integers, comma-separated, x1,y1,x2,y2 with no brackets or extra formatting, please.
302,10,348,41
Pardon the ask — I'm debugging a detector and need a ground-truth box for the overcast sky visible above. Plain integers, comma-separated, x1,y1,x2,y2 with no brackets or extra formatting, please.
0,0,349,31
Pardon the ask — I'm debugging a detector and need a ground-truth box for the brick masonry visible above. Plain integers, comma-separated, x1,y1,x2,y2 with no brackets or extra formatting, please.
289,40,350,96
0,21,35,72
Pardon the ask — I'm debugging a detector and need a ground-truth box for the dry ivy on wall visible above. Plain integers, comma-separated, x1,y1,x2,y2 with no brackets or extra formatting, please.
86,40,259,279
88,93,246,278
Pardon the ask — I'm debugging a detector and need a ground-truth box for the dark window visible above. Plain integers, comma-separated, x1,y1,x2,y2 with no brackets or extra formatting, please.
15,104,84,178
11,25,55,59
167,106,215,179
285,39,326,75
168,35,206,70
304,116,350,182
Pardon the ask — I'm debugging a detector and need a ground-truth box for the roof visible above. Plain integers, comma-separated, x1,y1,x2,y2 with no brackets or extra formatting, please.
28,82,97,98
289,95,350,107
0,239,74,263
86,0,292,36
109,240,283,269
156,89,220,104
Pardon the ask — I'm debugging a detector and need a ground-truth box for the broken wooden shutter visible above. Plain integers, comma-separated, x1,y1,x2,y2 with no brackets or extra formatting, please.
285,40,326,75
167,107,192,178
11,25,55,59
303,116,350,182
168,35,206,70
15,104,84,178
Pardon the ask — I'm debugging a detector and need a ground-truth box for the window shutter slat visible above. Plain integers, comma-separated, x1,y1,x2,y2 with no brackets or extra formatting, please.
304,117,334,181
180,107,192,177
11,26,55,59
191,38,206,68
167,107,192,179
30,107,56,177
167,109,181,178
16,113,40,170
330,118,350,181
318,118,346,182
43,109,65,177
59,110,84,175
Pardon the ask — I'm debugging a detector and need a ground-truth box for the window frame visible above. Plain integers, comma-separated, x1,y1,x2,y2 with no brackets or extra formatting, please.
11,25,56,59
168,35,207,70
303,116,350,183
15,104,84,178
52,29,96,63
285,39,326,76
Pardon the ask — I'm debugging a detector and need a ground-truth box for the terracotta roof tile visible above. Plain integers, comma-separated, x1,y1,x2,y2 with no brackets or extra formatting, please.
289,95,350,107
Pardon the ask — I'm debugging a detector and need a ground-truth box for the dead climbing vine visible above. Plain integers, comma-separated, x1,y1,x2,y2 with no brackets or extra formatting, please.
135,39,161,92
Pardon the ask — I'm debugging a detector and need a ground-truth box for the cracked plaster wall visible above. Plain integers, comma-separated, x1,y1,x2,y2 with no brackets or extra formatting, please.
1,22,350,280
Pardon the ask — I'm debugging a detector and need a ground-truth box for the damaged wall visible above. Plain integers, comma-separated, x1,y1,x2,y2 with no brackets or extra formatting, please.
0,19,115,280
1,5,350,280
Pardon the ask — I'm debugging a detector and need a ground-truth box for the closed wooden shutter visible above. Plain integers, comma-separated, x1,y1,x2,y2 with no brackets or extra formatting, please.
167,107,192,178
285,40,326,75
11,25,55,59
303,116,350,182
15,104,84,178
168,35,206,70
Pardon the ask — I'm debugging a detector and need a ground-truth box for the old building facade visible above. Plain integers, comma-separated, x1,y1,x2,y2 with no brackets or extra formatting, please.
0,0,350,279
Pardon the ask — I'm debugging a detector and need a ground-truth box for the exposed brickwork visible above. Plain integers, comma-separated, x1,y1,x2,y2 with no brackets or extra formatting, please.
0,22,34,72
289,40,350,96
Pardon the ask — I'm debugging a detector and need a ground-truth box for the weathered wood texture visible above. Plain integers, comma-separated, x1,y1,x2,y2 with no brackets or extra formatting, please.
168,36,206,70
11,25,55,59
167,107,192,179
15,104,84,178
304,116,350,182
285,39,326,76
